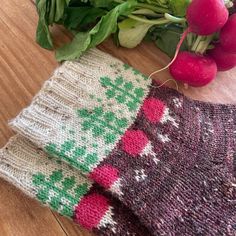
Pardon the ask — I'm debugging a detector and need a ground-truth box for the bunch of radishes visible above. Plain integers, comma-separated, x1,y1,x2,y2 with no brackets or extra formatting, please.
169,0,236,87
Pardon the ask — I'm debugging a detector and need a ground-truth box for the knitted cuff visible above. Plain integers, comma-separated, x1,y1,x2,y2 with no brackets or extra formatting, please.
10,48,151,174
0,135,149,236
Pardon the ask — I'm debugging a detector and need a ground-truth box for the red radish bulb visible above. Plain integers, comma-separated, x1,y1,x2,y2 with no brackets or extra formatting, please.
186,0,229,35
169,51,217,87
150,0,228,79
220,14,236,53
208,43,236,71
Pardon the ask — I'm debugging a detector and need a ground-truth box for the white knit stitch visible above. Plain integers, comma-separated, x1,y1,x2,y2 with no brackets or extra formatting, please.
161,107,179,128
157,133,171,143
141,141,156,157
134,169,147,182
110,178,123,197
173,98,182,108
98,206,117,233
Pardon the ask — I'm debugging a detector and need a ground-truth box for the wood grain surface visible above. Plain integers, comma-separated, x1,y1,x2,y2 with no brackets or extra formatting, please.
0,1,236,236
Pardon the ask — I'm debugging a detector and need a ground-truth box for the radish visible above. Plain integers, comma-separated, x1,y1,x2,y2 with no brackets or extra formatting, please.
149,0,229,82
186,0,229,35
169,51,217,87
220,14,236,53
149,0,229,78
208,43,236,71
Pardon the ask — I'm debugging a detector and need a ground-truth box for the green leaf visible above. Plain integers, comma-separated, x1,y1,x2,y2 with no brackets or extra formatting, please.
118,18,137,30
168,0,191,17
56,32,91,61
90,0,114,8
56,1,137,61
63,7,106,30
132,9,159,17
48,0,56,24
118,18,153,48
55,0,66,22
36,0,70,49
36,0,53,49
152,25,188,57
88,1,136,48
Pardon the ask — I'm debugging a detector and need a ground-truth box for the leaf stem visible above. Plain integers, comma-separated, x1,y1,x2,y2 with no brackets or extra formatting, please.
187,33,197,50
128,15,170,25
191,35,204,52
195,35,214,54
164,13,186,23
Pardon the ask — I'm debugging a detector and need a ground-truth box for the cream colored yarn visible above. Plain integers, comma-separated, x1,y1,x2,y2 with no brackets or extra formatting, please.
10,48,151,174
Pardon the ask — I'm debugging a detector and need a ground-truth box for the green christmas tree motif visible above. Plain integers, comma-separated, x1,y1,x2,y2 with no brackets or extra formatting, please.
100,76,145,111
45,140,98,173
123,64,148,80
77,106,128,144
32,170,89,217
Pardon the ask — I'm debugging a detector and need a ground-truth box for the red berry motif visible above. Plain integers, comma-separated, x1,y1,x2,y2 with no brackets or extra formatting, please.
89,165,119,188
74,193,109,230
121,130,148,156
141,98,165,123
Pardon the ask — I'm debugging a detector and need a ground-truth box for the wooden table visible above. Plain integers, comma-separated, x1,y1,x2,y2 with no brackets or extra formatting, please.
0,1,235,236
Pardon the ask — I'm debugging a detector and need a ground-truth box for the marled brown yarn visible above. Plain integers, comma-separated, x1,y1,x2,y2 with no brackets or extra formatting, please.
92,82,236,236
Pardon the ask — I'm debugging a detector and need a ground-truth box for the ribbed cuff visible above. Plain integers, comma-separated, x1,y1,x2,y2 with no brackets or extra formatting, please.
10,48,151,173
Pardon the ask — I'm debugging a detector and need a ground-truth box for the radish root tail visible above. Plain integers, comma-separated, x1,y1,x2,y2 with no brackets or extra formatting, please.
148,27,191,80
149,79,179,91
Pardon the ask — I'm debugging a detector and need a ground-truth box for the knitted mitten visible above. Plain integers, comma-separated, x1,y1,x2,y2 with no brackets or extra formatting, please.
0,135,150,236
10,49,236,235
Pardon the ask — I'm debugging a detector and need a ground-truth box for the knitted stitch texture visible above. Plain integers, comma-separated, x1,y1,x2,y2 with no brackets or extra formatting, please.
0,135,150,236
10,48,150,174
10,49,236,235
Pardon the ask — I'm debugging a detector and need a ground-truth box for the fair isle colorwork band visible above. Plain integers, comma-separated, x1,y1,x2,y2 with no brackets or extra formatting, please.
10,48,151,175
0,135,150,236
10,49,236,235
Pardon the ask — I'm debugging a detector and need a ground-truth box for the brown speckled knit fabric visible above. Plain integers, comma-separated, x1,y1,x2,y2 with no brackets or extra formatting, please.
94,82,236,235
10,49,236,235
